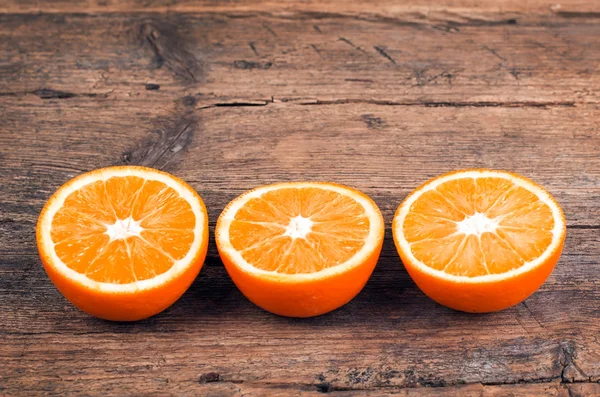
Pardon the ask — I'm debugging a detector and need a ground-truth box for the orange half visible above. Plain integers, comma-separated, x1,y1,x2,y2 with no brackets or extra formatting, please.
393,169,566,312
216,182,385,317
36,166,209,321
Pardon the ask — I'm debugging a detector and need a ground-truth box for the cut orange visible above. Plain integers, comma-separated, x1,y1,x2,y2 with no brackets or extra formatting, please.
215,182,384,317
36,166,208,321
393,169,566,313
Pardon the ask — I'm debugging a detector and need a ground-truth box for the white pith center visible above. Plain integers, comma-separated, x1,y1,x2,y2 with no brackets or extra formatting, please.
457,212,499,236
105,217,144,241
283,215,314,239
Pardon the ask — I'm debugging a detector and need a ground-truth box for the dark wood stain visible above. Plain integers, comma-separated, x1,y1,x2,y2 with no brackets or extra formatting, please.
126,111,198,170
233,60,273,70
137,18,202,84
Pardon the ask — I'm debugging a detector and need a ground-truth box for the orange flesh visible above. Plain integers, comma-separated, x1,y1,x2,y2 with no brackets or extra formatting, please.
403,177,555,277
51,176,195,284
228,187,370,274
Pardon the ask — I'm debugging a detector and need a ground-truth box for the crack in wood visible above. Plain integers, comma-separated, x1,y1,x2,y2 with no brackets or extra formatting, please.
310,43,323,58
480,378,593,386
339,37,366,53
125,110,198,170
521,301,545,329
374,46,397,64
559,341,577,382
196,99,273,110
258,11,528,29
178,379,600,393
233,60,272,70
0,89,109,99
481,46,525,81
257,11,569,33
262,22,277,37
149,121,195,168
194,98,577,109
248,41,259,56
295,99,576,108
559,341,592,383
345,78,374,83
483,45,506,62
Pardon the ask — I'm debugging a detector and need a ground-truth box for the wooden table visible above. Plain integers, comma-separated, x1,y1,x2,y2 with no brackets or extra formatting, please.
1,1,599,395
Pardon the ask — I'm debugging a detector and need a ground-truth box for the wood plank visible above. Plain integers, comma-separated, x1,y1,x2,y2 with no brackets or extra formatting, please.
1,240,599,393
3,98,599,226
2,12,600,104
1,0,598,15
2,377,599,396
1,97,599,394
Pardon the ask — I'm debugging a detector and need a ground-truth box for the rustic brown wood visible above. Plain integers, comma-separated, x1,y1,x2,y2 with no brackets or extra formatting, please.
2,98,600,394
2,10,600,105
0,378,599,396
1,1,599,395
1,0,599,14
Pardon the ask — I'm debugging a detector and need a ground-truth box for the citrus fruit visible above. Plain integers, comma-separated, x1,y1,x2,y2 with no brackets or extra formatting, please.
215,182,384,317
36,166,209,321
392,169,566,313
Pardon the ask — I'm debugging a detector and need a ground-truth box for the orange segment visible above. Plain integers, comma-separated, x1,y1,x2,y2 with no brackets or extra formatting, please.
409,189,464,221
227,187,370,274
50,175,194,283
216,182,385,317
53,234,110,274
393,169,566,313
402,173,556,277
37,166,209,321
442,234,488,277
409,233,466,271
403,212,457,242
84,239,134,284
479,232,525,274
140,229,195,261
127,237,175,280
50,207,108,242
104,175,145,219
62,180,117,224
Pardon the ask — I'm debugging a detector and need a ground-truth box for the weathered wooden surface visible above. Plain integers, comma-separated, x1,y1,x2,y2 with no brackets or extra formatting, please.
1,1,599,395
3,10,600,104
1,0,599,14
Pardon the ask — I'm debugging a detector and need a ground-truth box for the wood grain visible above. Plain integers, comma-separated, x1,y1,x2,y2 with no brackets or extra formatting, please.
1,0,599,395
3,98,600,226
2,11,600,104
2,96,599,394
1,0,599,15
